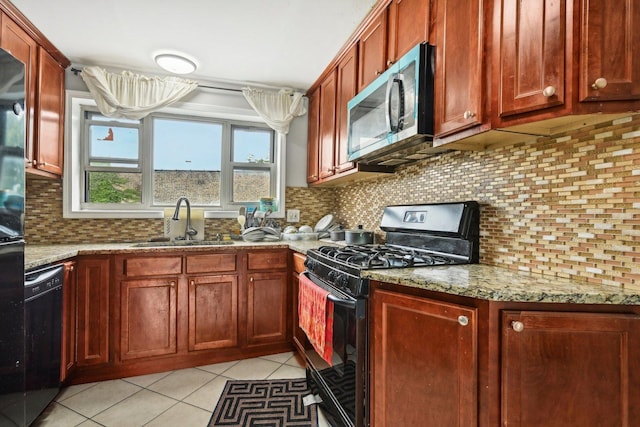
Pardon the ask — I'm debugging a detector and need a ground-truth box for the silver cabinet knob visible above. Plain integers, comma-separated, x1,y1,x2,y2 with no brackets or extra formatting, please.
542,86,556,97
463,111,476,120
458,315,469,326
512,321,524,332
592,77,608,90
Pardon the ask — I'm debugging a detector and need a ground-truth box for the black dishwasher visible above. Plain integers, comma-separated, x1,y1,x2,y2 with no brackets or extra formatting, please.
24,264,63,426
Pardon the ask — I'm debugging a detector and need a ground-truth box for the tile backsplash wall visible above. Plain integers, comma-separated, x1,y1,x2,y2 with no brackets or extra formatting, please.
334,114,640,288
24,182,336,244
25,114,639,288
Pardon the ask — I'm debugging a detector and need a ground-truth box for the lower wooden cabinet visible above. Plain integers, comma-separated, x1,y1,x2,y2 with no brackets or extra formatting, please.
501,310,640,427
246,250,289,346
61,260,77,383
75,256,110,367
291,252,308,356
65,249,292,385
119,277,178,360
370,288,478,427
188,274,239,351
370,281,640,427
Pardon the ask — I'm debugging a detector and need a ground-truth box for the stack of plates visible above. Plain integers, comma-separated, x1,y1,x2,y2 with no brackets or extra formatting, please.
241,226,281,242
314,214,341,238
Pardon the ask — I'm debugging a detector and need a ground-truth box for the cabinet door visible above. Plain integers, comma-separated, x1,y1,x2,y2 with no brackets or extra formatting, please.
319,70,337,180
291,253,308,355
358,10,388,91
34,47,64,176
76,257,110,366
120,278,178,360
371,289,477,427
335,45,357,174
306,88,320,183
246,271,288,345
387,0,430,64
188,274,238,351
502,311,640,427
0,14,37,169
61,261,77,382
433,0,484,137
580,0,640,102
497,0,567,117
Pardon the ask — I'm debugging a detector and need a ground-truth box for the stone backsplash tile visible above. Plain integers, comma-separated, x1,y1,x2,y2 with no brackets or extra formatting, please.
24,182,337,244
332,114,640,288
25,114,640,288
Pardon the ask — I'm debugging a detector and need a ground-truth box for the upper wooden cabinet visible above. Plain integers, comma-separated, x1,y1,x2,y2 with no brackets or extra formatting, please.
496,0,568,118
318,70,338,180
578,0,640,103
0,2,69,178
335,44,358,174
34,47,65,176
358,10,388,91
0,0,70,178
306,88,320,183
387,0,431,66
432,0,486,138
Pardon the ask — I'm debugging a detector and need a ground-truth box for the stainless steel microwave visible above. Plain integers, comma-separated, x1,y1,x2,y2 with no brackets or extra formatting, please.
347,43,434,163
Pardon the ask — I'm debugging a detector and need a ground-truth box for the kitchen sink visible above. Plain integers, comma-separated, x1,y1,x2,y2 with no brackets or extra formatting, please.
132,240,234,247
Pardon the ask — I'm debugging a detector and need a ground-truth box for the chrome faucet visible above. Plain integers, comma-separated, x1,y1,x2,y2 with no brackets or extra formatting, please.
172,197,197,240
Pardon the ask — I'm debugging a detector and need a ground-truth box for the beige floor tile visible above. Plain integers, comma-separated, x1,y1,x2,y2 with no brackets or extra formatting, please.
76,420,104,426
55,382,98,402
147,367,216,400
59,379,142,418
260,351,295,364
123,370,173,388
146,401,212,427
285,353,306,368
195,359,238,375
182,376,229,411
266,364,306,380
91,389,177,427
30,402,88,427
221,357,281,380
317,408,333,427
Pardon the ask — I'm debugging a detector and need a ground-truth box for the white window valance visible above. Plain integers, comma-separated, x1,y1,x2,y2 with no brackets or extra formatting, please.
242,87,306,135
81,66,198,120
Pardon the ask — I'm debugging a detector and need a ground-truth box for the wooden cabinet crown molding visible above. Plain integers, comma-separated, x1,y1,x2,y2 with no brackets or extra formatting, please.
0,0,70,67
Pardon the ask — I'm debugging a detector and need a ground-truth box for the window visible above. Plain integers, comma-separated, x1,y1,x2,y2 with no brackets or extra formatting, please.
65,93,283,218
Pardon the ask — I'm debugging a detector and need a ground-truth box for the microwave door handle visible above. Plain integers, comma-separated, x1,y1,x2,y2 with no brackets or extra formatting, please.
327,293,357,309
387,77,405,132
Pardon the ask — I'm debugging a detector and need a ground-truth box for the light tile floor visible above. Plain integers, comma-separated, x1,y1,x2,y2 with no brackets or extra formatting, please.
33,352,332,427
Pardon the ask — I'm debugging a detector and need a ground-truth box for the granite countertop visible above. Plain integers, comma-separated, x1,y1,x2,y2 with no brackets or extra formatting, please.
364,264,640,305
26,242,640,306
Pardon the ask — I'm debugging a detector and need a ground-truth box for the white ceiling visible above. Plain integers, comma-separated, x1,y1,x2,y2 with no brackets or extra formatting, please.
10,0,378,91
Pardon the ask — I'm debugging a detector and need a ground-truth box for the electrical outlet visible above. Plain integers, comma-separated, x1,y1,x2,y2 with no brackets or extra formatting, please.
286,209,300,222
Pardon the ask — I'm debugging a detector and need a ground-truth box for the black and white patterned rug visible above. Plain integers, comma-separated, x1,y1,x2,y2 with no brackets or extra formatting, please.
209,379,318,427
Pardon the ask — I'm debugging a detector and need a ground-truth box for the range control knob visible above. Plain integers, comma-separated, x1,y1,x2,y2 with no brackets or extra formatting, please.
336,274,349,288
304,258,317,272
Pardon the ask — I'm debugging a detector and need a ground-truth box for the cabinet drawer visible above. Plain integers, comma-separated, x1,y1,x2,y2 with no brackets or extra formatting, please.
186,253,237,274
123,256,182,277
247,251,288,270
292,252,306,274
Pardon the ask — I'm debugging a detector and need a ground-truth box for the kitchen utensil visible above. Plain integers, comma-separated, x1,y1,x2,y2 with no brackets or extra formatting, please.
260,208,272,227
237,215,246,229
330,228,345,241
299,225,313,233
345,225,373,245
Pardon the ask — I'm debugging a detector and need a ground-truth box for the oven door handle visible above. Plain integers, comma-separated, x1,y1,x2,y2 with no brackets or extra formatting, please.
327,293,357,309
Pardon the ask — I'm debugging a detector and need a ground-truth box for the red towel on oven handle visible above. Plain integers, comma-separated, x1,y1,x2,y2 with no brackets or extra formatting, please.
298,273,334,366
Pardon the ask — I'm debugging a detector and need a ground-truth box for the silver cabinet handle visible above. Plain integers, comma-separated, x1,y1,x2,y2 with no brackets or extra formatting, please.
591,77,608,90
512,321,524,332
542,86,556,97
463,111,476,120
458,315,469,326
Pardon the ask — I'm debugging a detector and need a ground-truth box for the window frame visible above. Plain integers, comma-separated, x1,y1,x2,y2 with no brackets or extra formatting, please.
64,91,286,219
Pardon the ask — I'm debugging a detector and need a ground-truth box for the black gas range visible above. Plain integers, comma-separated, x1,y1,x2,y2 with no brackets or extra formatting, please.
302,201,480,427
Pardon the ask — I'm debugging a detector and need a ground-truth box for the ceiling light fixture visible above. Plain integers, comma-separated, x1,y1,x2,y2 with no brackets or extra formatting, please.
154,53,197,75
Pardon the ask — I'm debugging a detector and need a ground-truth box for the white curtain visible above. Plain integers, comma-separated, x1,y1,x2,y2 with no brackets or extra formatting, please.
242,87,306,135
81,66,199,120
